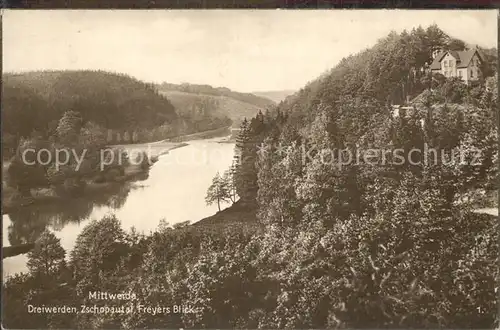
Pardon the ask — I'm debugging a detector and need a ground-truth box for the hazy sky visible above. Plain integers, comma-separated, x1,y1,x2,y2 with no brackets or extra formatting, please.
3,10,497,92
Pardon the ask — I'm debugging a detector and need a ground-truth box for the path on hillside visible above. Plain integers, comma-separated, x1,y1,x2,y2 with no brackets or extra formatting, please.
473,208,498,216
163,126,231,143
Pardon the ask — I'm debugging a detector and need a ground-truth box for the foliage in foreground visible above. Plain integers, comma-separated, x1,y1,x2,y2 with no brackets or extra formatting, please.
2,198,497,329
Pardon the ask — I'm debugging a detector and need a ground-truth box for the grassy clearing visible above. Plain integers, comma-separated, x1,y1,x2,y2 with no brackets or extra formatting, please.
192,200,260,235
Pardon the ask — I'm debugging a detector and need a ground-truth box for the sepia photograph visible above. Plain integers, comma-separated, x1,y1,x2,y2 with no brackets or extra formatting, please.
1,9,498,329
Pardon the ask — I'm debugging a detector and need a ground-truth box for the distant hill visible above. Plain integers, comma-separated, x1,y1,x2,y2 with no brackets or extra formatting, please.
251,90,296,103
159,83,275,108
157,83,275,127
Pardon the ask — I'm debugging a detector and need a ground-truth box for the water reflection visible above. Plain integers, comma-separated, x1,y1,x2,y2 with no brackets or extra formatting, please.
6,182,134,247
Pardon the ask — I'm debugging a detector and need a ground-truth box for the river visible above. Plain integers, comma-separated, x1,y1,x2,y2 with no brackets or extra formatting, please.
2,137,236,277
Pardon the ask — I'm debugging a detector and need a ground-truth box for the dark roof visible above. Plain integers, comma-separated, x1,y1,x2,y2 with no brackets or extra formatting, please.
430,51,446,70
456,49,482,68
430,48,483,70
448,50,460,60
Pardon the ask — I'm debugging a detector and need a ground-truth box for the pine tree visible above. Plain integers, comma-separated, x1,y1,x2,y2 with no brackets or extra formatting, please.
234,118,249,165
223,164,238,204
426,24,449,55
233,117,261,205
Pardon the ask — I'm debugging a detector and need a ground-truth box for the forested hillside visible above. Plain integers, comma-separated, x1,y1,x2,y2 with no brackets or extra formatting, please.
3,25,498,329
2,71,232,157
3,71,177,131
228,24,498,328
157,83,275,127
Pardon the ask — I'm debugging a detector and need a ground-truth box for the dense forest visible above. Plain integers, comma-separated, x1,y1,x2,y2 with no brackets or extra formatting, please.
3,25,498,329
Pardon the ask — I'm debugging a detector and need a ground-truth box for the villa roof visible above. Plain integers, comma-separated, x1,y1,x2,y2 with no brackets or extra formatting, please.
430,52,447,70
430,48,483,70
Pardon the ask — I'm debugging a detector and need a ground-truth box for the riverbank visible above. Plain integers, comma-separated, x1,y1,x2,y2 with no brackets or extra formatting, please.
3,243,35,259
2,170,148,216
216,135,236,144
112,141,188,158
164,126,231,143
1,141,188,215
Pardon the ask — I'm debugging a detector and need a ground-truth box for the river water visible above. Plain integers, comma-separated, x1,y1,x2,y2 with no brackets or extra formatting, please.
2,138,236,277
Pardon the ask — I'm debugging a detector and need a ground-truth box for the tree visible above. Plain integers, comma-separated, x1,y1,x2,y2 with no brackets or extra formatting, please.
447,38,467,51
440,77,468,103
426,24,449,54
223,164,238,204
79,121,107,148
27,230,66,277
100,147,128,177
483,75,498,110
233,119,254,203
478,47,498,78
56,111,83,145
7,136,51,196
183,247,258,328
205,172,231,211
233,117,263,205
70,215,128,295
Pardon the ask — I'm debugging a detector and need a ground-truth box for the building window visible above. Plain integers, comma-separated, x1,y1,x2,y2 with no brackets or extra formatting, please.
471,70,474,78
458,70,462,77
444,60,448,68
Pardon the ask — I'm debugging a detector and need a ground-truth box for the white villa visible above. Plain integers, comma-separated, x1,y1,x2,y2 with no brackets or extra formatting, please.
430,47,484,84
